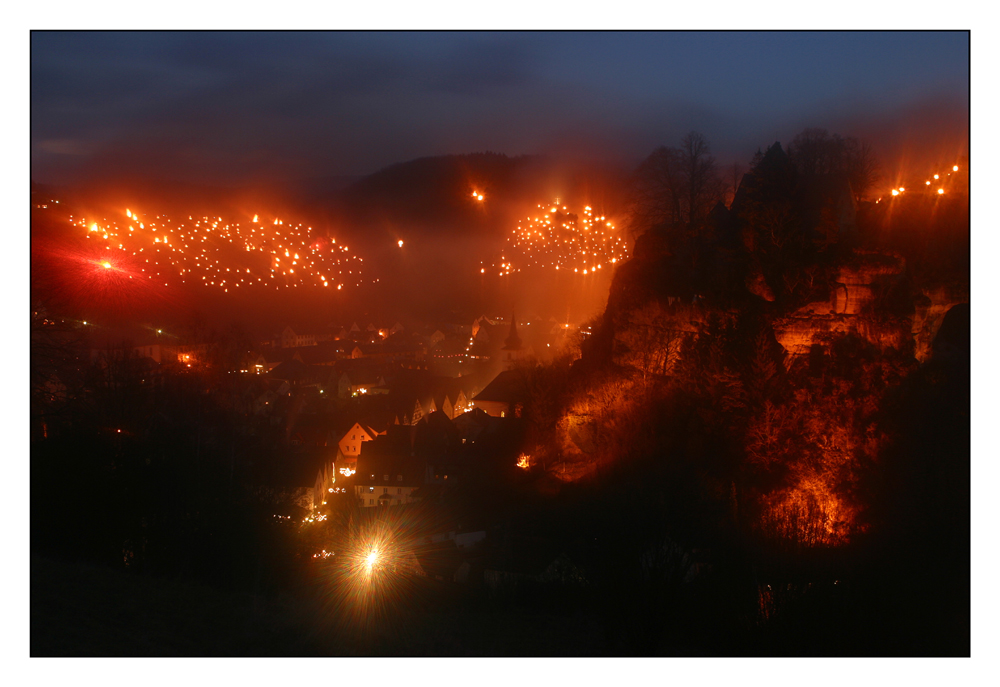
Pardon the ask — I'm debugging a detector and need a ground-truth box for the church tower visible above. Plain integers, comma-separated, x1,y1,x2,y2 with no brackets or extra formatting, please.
501,314,525,369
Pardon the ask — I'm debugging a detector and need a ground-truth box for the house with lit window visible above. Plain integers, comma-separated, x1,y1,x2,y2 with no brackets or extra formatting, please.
338,421,381,458
452,406,499,443
335,448,358,477
132,341,211,367
354,426,424,507
279,326,317,348
472,369,529,418
336,370,386,398
414,410,461,485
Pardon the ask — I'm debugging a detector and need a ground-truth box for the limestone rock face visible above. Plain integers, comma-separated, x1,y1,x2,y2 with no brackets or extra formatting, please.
773,251,910,358
856,316,913,352
556,413,595,460
550,460,597,483
745,264,775,302
831,251,906,315
772,310,853,357
912,284,969,362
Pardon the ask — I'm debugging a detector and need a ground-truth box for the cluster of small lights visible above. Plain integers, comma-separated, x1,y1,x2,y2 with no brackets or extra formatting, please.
486,201,628,276
879,164,961,202
71,207,364,292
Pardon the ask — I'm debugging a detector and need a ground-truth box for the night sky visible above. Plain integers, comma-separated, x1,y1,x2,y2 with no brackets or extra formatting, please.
31,31,969,187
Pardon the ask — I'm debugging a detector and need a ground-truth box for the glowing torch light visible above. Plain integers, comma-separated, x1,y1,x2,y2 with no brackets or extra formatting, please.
398,239,404,247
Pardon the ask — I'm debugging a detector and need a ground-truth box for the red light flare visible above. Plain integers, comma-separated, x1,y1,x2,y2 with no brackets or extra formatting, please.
35,237,177,323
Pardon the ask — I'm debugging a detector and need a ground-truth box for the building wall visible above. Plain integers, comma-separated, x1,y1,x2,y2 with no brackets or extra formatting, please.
281,328,317,348
354,484,417,507
473,399,509,418
338,423,373,457
135,344,165,364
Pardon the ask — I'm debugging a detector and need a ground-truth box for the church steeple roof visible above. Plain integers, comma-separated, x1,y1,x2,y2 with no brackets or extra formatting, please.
503,314,522,350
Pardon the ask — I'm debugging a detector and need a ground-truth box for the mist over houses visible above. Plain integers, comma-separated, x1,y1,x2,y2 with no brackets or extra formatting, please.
108,313,583,523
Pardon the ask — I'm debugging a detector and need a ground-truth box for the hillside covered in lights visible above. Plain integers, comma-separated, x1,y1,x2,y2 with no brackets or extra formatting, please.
31,152,631,329
489,201,628,276
72,207,364,293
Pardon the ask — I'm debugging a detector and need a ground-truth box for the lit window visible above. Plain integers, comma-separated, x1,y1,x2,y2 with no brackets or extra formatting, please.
368,487,374,493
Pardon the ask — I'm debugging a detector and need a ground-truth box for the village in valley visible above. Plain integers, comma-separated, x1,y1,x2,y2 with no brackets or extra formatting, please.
29,30,971,659
95,310,590,588
30,144,970,654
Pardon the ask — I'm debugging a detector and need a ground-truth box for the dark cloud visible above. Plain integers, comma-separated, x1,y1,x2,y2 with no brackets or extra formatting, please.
31,31,969,187
427,37,539,96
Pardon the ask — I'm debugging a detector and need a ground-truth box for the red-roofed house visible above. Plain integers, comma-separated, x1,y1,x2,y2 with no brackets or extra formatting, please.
338,421,379,458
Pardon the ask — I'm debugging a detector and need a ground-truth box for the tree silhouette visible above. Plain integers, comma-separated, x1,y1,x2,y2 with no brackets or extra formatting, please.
679,131,723,226
844,138,880,202
787,128,880,201
628,145,683,235
627,131,724,236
